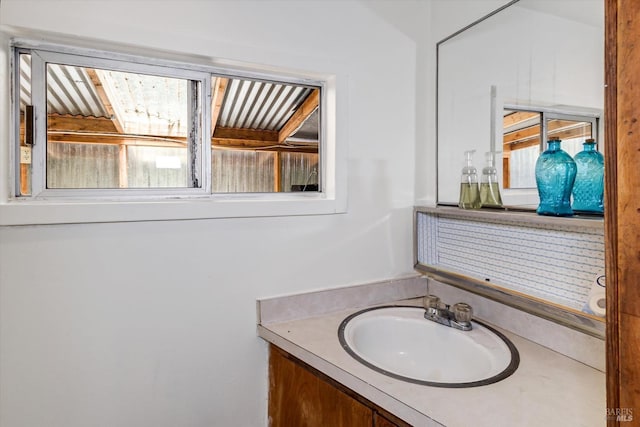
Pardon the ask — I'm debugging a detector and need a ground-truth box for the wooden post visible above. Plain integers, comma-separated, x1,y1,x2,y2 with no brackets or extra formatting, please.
274,151,281,192
118,144,128,188
605,0,640,423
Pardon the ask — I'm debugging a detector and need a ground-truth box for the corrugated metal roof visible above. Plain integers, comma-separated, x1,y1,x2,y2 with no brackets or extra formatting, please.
19,54,318,141
19,54,109,118
217,77,313,132
47,63,108,118
96,69,188,137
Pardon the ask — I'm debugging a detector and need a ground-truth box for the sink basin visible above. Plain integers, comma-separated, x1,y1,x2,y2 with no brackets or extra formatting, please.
338,305,519,388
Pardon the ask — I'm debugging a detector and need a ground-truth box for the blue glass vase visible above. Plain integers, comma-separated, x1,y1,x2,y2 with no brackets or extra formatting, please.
572,139,604,214
535,137,577,216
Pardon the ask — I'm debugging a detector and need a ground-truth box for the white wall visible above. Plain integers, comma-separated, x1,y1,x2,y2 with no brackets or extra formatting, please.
0,1,419,426
0,1,546,425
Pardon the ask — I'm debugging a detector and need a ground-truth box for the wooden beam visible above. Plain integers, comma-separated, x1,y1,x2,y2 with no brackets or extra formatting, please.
503,120,592,146
503,124,541,145
278,89,319,143
548,126,592,142
46,114,318,152
48,114,118,133
212,126,303,150
214,126,278,143
503,111,539,129
86,68,125,133
47,133,187,148
211,77,229,137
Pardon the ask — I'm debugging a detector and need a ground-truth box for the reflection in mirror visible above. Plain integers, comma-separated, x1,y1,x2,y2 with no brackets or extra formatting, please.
437,0,604,208
503,108,599,189
432,0,605,331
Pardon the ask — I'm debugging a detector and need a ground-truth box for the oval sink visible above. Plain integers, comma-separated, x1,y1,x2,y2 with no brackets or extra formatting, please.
338,305,519,388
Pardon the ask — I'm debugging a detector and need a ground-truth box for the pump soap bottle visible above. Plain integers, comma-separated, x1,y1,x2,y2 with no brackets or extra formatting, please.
459,150,481,209
480,151,503,208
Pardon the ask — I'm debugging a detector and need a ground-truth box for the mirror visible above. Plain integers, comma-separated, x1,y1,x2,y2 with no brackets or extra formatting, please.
437,0,604,208
432,0,605,333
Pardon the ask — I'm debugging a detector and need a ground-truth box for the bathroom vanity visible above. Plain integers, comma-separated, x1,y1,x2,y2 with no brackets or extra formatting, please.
257,277,605,426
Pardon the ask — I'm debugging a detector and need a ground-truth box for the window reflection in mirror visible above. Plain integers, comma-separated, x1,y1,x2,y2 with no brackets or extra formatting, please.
502,108,599,190
503,110,541,189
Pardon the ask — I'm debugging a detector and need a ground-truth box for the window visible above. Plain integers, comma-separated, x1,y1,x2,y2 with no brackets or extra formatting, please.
502,107,600,190
13,41,322,200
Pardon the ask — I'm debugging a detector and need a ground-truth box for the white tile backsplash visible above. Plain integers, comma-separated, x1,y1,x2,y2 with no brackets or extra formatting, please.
416,211,605,312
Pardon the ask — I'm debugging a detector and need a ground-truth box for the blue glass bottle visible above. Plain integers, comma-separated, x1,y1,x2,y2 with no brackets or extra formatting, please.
535,137,577,216
572,138,604,214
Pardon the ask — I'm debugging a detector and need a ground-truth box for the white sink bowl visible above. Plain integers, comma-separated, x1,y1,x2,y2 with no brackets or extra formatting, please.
338,306,519,387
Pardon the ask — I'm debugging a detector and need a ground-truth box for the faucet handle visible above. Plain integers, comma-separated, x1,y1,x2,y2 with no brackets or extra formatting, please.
452,302,473,323
423,294,441,310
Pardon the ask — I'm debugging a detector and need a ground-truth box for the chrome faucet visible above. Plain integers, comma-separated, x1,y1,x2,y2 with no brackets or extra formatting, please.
422,294,473,331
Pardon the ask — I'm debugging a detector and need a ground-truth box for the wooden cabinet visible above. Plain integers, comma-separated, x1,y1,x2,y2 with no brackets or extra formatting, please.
268,344,411,427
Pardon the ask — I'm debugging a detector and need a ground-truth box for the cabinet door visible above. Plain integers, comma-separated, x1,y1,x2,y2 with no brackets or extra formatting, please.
374,412,402,427
268,345,372,427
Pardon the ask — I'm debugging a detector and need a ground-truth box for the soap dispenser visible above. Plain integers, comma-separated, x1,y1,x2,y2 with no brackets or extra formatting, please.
458,150,481,209
480,151,503,208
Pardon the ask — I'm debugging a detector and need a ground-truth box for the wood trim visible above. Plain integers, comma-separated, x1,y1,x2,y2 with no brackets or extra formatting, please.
604,0,619,421
603,0,640,422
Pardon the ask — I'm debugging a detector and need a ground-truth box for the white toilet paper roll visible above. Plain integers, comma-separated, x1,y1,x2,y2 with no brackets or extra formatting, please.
589,292,606,317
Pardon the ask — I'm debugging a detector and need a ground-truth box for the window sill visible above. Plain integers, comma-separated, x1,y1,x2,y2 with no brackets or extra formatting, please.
0,194,347,225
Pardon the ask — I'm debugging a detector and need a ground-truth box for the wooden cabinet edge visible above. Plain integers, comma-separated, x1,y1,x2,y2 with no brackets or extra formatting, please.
268,344,412,427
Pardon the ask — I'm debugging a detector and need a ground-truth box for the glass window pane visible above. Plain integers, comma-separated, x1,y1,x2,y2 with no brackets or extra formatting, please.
546,119,593,158
47,143,119,188
127,146,188,188
212,150,274,193
281,152,319,192
211,75,320,193
18,53,32,195
45,64,193,189
509,145,539,189
503,110,541,189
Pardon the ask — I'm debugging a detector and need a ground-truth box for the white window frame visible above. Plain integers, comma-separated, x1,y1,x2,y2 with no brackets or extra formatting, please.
1,37,346,225
21,48,211,199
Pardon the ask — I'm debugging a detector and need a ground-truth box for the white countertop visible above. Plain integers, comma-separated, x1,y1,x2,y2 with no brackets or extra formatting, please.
258,297,605,427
